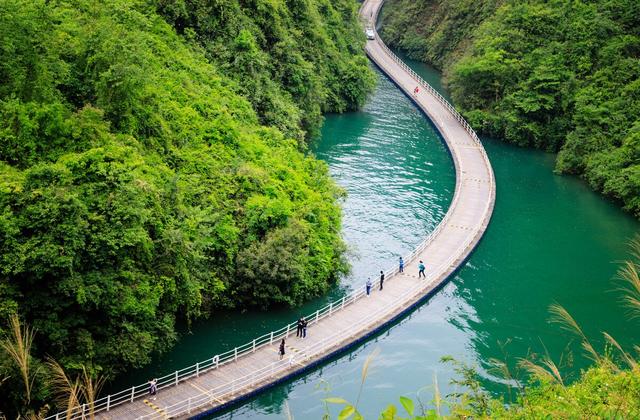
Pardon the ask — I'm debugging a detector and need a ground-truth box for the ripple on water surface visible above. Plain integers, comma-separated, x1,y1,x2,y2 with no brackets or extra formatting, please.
313,70,455,284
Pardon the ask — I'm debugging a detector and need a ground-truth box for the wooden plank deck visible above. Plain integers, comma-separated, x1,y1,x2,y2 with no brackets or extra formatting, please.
87,0,496,418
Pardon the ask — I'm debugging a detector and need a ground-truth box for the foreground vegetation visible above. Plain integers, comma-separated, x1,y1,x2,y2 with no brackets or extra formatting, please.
326,238,640,419
381,0,640,217
0,0,374,415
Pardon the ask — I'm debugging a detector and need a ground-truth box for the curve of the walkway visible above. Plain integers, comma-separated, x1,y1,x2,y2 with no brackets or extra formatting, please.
46,1,495,419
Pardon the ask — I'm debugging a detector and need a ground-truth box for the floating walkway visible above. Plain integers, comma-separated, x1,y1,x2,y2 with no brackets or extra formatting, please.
47,0,495,418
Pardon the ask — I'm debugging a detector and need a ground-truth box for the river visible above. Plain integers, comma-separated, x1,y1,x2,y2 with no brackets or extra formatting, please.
110,55,639,419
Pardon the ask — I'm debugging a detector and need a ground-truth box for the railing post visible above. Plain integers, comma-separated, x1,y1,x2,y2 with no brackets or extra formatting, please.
329,302,333,315
106,394,111,411
234,347,238,361
130,386,135,403
188,397,192,414
341,296,346,309
270,331,274,345
196,362,200,377
286,324,290,336
56,414,60,420
315,309,319,323
252,339,256,353
214,355,219,369
82,403,86,417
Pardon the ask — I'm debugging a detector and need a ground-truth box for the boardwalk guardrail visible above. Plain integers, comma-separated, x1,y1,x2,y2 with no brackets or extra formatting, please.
45,1,493,417
134,205,493,419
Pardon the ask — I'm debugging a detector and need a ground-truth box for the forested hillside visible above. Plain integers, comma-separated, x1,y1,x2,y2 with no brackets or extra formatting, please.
381,0,640,216
0,0,373,413
158,0,375,140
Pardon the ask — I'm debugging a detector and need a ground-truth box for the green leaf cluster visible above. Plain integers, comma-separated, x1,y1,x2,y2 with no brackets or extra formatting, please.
488,362,640,418
156,0,376,140
379,0,500,70
0,0,357,403
381,0,640,217
363,362,640,419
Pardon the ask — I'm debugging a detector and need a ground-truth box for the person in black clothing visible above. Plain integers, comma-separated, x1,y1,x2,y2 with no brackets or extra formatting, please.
279,339,286,360
302,318,308,338
379,270,385,290
296,318,303,337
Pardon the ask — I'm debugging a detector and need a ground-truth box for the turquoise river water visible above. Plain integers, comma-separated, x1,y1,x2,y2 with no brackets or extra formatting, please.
110,56,640,419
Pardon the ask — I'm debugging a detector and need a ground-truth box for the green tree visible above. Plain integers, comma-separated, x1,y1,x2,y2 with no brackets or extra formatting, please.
381,0,640,217
0,0,364,414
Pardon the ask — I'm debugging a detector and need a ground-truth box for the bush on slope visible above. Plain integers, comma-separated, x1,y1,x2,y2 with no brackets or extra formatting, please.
0,0,353,387
380,0,640,217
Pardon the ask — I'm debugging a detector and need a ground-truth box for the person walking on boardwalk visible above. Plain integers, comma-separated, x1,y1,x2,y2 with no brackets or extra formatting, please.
366,277,372,296
413,86,420,96
418,260,426,278
302,318,308,338
148,378,158,400
279,339,286,360
379,270,385,290
399,257,404,273
296,317,303,337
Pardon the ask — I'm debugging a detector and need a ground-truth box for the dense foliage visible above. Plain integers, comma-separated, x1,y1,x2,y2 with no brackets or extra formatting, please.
381,0,640,217
0,0,372,406
348,360,640,419
380,0,500,70
486,363,640,418
157,0,376,140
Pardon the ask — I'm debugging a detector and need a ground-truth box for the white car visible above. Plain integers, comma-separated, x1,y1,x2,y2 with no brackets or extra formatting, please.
365,28,375,40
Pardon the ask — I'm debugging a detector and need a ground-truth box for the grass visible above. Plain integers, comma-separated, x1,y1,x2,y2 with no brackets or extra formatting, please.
321,236,640,419
0,314,37,405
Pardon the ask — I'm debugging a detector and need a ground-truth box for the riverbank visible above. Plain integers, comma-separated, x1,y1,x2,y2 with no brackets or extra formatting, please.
106,58,639,419
379,0,640,218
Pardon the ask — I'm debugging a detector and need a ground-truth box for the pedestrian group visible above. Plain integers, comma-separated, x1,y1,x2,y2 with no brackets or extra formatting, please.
154,252,430,380
296,317,307,338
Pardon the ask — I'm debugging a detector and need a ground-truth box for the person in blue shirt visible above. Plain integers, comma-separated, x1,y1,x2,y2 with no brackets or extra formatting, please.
399,257,404,273
366,277,372,296
418,260,426,278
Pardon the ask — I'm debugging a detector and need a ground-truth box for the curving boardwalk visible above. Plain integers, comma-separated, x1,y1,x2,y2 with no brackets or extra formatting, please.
47,0,495,419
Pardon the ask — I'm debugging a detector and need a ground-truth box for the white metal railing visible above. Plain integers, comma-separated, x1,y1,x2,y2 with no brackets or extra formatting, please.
43,252,432,419
136,206,493,419
46,1,494,418
366,0,493,174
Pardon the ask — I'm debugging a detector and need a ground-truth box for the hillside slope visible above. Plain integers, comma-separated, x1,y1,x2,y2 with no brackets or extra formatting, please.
0,0,373,404
158,0,376,140
381,0,640,216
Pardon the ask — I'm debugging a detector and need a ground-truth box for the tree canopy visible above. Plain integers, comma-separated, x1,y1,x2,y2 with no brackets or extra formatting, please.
0,0,372,412
381,0,640,217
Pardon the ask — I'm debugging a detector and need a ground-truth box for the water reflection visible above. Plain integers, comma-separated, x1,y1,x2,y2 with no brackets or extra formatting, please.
206,58,639,419
113,55,639,419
